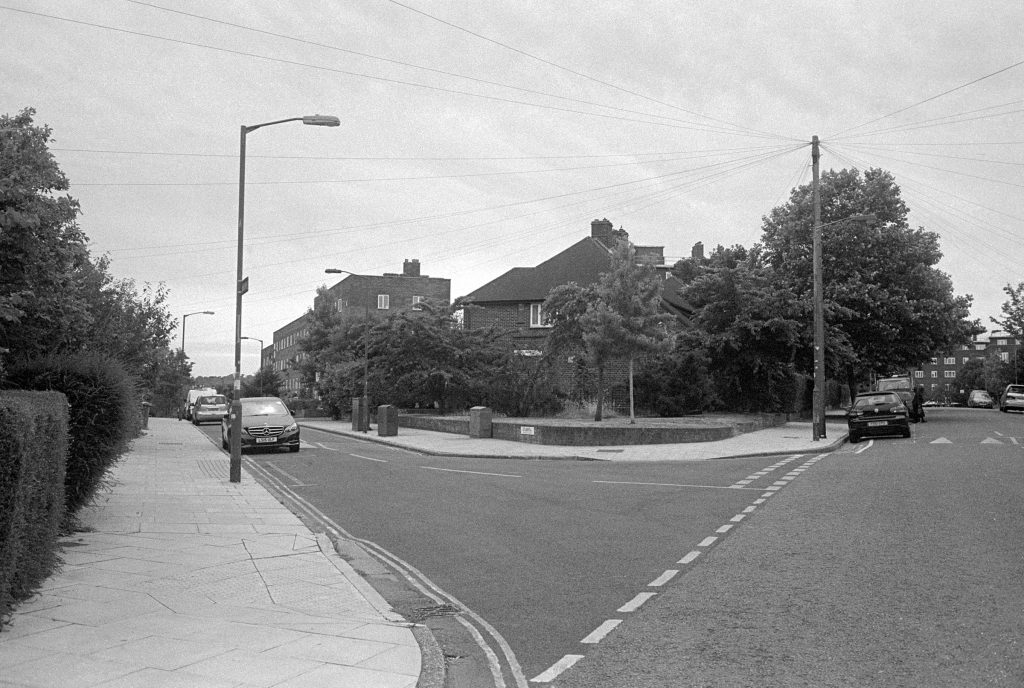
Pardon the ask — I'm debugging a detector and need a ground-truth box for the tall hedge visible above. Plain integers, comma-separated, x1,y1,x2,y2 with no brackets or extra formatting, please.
0,391,68,627
4,353,139,513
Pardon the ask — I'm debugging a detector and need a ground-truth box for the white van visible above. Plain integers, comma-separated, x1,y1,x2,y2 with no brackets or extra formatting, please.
180,387,218,422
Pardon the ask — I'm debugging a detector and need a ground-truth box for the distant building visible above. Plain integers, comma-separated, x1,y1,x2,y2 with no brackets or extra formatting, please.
272,313,310,398
315,259,451,317
911,331,1021,401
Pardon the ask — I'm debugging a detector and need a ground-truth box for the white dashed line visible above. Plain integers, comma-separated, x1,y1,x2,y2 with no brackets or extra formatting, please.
582,620,621,644
649,570,679,586
698,536,718,547
594,480,759,490
531,654,584,683
618,592,657,613
350,453,388,463
716,524,734,533
422,466,520,478
678,551,701,564
742,505,757,513
730,514,745,522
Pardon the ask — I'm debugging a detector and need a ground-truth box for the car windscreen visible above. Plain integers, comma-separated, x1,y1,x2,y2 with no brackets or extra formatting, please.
242,400,289,416
1007,386,1024,395
197,396,226,405
854,394,899,408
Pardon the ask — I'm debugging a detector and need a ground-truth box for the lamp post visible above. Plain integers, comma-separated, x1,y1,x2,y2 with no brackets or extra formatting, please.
240,336,264,396
181,310,214,352
325,269,370,432
231,115,340,483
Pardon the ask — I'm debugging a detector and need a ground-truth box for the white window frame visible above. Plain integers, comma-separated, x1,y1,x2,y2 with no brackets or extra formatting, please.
943,356,956,365
943,370,956,378
412,295,424,310
930,370,938,378
529,303,552,328
377,294,390,310
914,370,924,378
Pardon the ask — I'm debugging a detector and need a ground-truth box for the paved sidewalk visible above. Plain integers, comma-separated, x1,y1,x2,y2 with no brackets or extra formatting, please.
0,418,421,688
299,418,850,461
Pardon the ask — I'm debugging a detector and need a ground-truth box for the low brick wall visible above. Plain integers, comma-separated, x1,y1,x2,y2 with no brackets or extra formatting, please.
397,413,786,446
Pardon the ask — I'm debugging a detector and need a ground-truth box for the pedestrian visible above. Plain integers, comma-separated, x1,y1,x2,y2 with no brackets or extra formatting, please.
914,386,926,423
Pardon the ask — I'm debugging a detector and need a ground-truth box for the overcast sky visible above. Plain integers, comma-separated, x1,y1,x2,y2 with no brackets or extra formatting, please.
3,1,1022,377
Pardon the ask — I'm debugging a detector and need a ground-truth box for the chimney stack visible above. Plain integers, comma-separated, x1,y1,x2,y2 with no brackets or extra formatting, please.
590,218,614,239
691,242,704,260
403,259,420,277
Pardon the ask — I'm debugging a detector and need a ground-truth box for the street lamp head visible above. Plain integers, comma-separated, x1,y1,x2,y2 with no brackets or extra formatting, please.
325,268,348,274
303,115,341,127
202,310,215,315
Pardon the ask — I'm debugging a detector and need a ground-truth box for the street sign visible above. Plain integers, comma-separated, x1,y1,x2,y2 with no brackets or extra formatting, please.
239,277,248,295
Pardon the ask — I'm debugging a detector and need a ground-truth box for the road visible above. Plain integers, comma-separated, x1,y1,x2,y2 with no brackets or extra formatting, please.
198,407,1023,686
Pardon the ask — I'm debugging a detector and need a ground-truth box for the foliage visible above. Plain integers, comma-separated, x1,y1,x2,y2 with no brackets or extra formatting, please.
544,242,673,421
633,349,716,416
241,365,283,398
0,391,67,629
992,282,1024,340
758,167,982,389
147,349,192,417
4,352,139,514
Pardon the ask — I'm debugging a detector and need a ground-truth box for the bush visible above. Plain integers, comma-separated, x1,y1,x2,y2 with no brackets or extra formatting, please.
0,391,68,628
634,351,717,416
4,353,139,514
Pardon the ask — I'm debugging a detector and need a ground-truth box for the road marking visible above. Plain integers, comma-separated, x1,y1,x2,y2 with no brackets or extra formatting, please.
649,569,679,586
698,536,718,547
617,592,657,613
1011,437,1020,445
981,437,1004,444
752,498,766,505
350,453,388,462
581,619,621,644
531,654,584,683
742,505,757,513
730,514,746,522
855,441,872,453
678,551,701,564
594,480,759,490
716,524,734,533
931,437,953,444
265,462,309,486
315,442,340,451
423,466,521,478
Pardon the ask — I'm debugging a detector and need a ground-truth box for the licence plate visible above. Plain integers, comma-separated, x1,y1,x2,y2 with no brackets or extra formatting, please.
255,437,278,444
867,421,887,427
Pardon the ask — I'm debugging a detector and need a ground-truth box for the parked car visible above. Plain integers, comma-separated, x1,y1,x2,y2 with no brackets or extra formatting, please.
221,396,300,453
180,387,218,421
192,394,229,425
922,400,939,407
999,384,1024,413
847,391,912,443
873,375,922,422
967,389,994,409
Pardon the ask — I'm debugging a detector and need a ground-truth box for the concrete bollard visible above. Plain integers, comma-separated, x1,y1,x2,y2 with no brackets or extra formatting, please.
351,397,369,432
140,401,152,430
377,404,398,436
469,406,492,438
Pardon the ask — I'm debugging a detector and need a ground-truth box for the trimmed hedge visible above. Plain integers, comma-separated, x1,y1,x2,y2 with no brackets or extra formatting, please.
0,391,68,628
4,353,140,514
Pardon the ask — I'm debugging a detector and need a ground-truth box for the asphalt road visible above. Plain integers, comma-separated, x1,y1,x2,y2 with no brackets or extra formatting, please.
551,407,1024,687
198,420,832,684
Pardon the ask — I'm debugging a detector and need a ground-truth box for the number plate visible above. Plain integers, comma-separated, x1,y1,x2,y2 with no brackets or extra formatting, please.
867,421,887,427
255,437,278,444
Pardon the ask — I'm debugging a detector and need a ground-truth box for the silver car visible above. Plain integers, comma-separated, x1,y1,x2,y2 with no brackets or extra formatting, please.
999,384,1024,413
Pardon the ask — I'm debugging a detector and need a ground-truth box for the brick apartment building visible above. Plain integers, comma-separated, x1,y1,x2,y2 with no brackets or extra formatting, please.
910,330,1021,402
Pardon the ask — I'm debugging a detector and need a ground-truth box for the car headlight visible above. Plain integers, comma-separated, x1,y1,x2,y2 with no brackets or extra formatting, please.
284,422,298,433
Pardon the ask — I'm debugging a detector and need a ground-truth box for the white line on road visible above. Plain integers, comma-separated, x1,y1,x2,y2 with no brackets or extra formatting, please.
855,441,873,453
742,505,757,513
716,524,734,533
531,654,584,683
678,551,701,565
581,619,621,644
350,453,388,463
315,442,340,451
698,536,718,547
649,569,679,586
594,480,759,490
730,514,746,522
617,592,657,613
423,466,521,478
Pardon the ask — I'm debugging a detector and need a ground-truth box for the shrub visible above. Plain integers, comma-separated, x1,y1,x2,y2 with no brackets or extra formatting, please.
0,391,68,628
634,350,717,416
4,353,139,514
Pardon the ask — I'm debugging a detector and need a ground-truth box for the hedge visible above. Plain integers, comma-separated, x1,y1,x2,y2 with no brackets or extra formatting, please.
0,391,68,628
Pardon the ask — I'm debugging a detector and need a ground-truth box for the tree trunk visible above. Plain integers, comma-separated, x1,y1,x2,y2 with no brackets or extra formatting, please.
594,365,604,422
628,356,636,424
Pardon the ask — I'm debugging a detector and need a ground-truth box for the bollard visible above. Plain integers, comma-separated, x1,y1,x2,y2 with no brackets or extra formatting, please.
140,401,152,430
351,397,369,432
377,404,398,436
469,406,492,438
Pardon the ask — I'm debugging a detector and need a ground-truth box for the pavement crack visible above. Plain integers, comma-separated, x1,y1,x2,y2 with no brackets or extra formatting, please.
242,538,277,604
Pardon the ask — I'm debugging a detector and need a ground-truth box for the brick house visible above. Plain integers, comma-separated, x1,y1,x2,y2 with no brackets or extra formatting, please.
314,259,451,318
272,313,310,398
910,331,1021,403
461,218,695,397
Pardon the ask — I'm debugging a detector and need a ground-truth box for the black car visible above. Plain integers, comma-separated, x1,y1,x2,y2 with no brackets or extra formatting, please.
221,396,300,453
847,391,912,443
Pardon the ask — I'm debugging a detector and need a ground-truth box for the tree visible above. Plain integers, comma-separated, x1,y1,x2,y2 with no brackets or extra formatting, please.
241,366,283,397
993,282,1024,340
759,167,981,392
545,242,673,421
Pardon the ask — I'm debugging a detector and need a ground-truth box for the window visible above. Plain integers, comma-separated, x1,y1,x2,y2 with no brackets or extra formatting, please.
377,294,390,310
914,370,924,378
962,357,969,364
930,370,938,378
975,344,986,350
530,303,551,328
944,370,956,378
1000,351,1009,362
930,357,937,364
943,357,955,365
412,295,423,310
998,339,1007,345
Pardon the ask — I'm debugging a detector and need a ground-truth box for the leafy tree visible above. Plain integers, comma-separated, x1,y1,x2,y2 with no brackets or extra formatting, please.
241,366,283,397
759,167,981,392
545,242,673,421
993,282,1024,340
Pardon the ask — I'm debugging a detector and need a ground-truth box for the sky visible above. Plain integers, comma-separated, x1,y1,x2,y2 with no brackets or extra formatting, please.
2,1,1022,377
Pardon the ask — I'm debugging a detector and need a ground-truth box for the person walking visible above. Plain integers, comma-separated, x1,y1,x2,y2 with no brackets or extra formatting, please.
914,386,927,423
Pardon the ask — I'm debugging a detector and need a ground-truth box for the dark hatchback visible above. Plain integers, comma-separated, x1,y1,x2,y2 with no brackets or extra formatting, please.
221,396,300,453
847,391,912,443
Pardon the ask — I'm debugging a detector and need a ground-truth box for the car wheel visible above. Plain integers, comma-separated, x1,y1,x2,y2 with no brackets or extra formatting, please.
902,427,912,438
848,433,859,444
289,445,300,453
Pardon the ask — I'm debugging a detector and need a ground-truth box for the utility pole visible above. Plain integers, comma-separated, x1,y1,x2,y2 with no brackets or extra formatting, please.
812,135,825,441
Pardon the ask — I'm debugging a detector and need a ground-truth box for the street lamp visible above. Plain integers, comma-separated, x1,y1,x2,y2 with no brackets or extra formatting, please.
325,269,370,432
231,115,340,483
240,336,264,396
181,310,214,352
